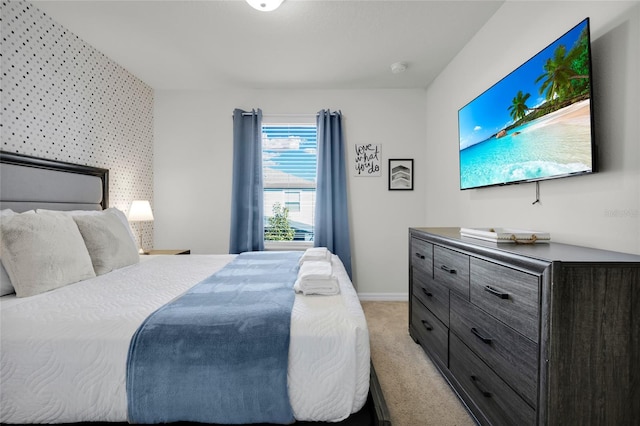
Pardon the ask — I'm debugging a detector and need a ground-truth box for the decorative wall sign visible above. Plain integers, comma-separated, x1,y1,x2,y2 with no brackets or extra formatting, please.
389,159,414,190
354,143,381,176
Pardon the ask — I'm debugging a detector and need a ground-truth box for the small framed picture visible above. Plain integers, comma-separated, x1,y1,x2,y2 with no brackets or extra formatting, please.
389,159,414,190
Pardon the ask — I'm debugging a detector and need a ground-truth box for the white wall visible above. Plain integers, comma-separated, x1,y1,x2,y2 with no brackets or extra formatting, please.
156,1,640,298
425,1,640,255
154,89,427,297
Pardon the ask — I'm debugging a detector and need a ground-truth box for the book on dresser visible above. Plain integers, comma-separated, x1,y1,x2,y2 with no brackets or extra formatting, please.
408,227,640,426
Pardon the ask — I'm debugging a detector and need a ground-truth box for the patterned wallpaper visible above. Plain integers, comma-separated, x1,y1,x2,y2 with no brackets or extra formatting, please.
1,1,155,248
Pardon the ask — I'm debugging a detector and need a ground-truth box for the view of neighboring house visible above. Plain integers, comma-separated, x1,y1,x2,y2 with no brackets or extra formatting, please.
262,125,317,241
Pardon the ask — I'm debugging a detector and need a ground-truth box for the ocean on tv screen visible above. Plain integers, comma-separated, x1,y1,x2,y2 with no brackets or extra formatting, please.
460,99,592,190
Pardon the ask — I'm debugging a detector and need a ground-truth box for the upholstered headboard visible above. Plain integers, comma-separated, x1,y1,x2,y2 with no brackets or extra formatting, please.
0,151,108,212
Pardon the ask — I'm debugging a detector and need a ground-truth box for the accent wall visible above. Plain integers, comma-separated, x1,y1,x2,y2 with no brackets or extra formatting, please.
1,1,154,248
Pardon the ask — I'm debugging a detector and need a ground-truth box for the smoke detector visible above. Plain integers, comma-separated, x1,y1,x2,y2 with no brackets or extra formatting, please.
390,62,408,74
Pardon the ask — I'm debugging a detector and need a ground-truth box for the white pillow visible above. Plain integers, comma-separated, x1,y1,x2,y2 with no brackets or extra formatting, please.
0,210,16,296
73,212,139,275
104,207,138,247
0,211,96,298
0,264,12,296
36,208,137,246
1,209,36,296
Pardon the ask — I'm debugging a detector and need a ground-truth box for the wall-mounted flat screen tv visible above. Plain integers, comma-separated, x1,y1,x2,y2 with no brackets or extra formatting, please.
458,18,596,190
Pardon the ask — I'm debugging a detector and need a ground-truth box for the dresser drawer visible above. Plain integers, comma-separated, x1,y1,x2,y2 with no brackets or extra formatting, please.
411,298,448,367
434,246,470,299
450,334,535,426
450,294,538,407
413,268,450,327
411,237,433,276
470,258,540,343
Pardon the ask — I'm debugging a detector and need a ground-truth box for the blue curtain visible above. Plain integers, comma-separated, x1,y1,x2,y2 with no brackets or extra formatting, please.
315,110,352,279
229,108,264,254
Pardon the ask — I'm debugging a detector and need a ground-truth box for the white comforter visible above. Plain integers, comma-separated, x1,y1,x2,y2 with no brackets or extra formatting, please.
0,254,369,423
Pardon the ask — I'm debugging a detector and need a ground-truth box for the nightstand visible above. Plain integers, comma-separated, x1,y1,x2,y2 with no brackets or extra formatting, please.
144,249,190,255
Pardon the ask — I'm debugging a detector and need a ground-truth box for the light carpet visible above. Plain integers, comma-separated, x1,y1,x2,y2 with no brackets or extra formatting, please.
361,301,476,426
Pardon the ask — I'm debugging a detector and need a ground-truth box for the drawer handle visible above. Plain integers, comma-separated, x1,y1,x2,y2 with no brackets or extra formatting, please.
471,327,493,344
415,252,426,260
484,285,509,299
440,265,457,274
421,319,433,331
421,287,433,297
470,375,492,398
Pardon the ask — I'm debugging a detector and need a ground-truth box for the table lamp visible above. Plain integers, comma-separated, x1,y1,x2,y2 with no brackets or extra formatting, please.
128,200,154,254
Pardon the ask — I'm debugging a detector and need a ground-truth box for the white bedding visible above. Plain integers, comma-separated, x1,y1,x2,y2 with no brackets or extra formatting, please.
0,254,369,424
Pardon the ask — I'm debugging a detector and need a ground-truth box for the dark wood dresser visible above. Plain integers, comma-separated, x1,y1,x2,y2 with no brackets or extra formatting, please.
408,227,640,426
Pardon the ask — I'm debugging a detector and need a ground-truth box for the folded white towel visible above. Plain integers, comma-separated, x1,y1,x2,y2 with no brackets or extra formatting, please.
294,278,340,296
294,260,340,295
299,247,331,265
299,260,332,279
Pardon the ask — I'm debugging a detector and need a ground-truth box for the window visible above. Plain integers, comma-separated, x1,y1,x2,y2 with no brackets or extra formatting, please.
284,191,301,212
262,123,317,246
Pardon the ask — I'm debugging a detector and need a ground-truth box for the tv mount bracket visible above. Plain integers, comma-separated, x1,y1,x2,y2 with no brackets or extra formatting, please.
532,181,541,205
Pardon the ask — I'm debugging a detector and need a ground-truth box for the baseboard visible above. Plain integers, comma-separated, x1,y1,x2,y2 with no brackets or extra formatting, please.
358,292,408,302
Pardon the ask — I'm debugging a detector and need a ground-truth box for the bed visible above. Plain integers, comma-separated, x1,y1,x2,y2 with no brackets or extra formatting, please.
0,151,390,425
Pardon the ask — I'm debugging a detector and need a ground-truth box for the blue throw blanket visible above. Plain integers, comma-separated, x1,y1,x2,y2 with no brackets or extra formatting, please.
126,251,302,424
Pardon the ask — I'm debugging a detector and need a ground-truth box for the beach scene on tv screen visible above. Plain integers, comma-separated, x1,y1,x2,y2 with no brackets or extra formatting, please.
459,19,593,190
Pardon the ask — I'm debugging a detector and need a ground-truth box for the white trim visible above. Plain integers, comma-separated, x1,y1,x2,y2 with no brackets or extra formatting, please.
357,292,408,302
264,240,312,251
262,114,316,125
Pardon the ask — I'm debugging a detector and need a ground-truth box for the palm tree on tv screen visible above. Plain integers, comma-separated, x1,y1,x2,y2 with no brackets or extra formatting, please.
535,27,590,105
504,28,591,130
508,90,532,122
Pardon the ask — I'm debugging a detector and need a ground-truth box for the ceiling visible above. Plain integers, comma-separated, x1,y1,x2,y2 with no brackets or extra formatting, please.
32,0,504,91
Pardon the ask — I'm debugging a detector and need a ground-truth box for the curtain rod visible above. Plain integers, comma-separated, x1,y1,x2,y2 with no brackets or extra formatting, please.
240,112,340,117
241,113,315,117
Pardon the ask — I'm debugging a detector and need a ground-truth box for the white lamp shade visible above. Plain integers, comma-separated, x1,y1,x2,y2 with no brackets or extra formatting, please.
128,200,154,221
246,0,284,12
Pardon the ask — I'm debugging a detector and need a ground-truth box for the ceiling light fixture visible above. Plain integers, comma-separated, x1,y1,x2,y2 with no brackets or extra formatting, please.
390,62,408,74
246,0,284,12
